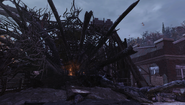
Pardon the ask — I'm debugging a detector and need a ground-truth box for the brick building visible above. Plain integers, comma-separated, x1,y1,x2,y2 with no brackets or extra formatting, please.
131,35,185,85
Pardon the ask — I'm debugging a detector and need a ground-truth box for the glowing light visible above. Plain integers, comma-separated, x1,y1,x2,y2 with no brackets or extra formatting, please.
64,61,80,76
69,68,73,76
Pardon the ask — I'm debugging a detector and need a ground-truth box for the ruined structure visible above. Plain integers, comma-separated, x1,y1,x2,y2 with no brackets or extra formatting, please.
1,0,185,103
0,0,149,88
48,0,149,88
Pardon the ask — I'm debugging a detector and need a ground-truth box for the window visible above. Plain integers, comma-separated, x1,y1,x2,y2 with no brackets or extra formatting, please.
149,66,159,75
176,69,181,75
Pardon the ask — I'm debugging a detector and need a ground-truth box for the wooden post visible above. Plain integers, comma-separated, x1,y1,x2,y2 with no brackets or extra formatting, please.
48,0,70,58
181,67,184,80
0,77,7,96
113,34,148,87
89,0,140,59
18,78,22,91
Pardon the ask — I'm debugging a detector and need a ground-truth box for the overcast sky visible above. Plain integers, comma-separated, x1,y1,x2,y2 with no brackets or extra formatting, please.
3,0,185,40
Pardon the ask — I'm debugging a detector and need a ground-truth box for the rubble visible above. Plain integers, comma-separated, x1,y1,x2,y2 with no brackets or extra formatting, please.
0,88,67,105
0,85,185,105
0,86,129,105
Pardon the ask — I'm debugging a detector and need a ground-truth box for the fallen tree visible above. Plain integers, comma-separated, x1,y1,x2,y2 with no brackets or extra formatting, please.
87,75,185,103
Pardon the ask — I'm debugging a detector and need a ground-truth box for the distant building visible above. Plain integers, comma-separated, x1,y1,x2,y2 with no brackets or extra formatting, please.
131,35,185,85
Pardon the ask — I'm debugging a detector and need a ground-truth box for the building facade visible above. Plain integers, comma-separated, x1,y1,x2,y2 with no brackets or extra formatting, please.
131,35,185,85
